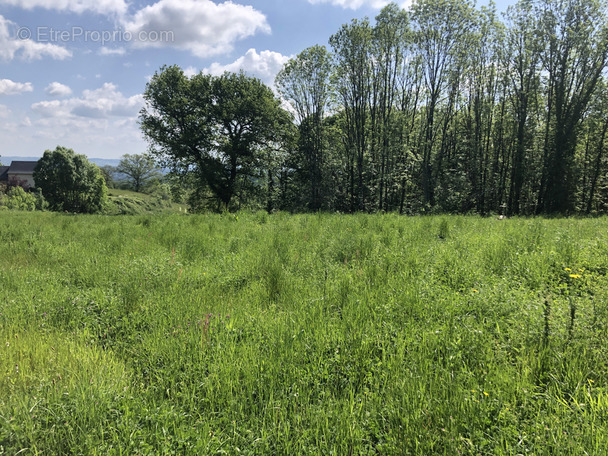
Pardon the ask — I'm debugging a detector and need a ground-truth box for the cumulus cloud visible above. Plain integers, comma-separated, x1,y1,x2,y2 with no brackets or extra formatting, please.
204,49,290,87
45,82,73,97
123,0,270,57
0,0,128,16
0,79,33,95
0,15,72,61
183,66,198,78
32,83,143,119
1,0,271,59
307,0,411,9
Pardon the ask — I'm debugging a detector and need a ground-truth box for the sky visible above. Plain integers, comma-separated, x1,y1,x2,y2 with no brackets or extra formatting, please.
1,0,513,160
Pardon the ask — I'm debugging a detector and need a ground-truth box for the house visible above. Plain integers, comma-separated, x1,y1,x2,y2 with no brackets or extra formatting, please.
0,161,38,189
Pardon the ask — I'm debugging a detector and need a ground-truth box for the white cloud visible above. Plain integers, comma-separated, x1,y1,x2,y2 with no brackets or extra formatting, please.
0,79,33,95
19,83,145,158
204,49,290,87
123,0,270,57
99,47,126,56
0,15,72,61
0,0,128,16
183,66,198,78
45,82,73,97
32,83,143,119
307,0,411,9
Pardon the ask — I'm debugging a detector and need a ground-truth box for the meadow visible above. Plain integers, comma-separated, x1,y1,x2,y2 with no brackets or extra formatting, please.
1,212,607,455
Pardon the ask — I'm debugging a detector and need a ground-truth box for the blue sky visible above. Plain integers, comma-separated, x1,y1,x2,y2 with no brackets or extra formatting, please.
1,0,513,160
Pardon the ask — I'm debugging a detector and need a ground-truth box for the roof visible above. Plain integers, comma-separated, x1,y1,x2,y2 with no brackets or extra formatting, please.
0,166,9,181
7,161,38,174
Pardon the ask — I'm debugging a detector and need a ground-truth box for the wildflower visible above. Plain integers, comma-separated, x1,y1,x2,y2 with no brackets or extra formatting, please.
483,392,489,397
569,274,581,279
473,289,479,293
565,268,572,272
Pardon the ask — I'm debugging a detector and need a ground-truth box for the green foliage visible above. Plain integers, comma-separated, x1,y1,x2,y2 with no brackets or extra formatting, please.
99,165,116,189
140,67,294,211
276,46,332,211
269,0,608,215
34,146,108,213
1,213,608,454
106,188,182,215
116,154,160,193
0,185,37,211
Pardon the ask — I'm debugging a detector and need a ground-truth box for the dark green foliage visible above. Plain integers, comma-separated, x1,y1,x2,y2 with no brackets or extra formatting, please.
33,146,108,213
140,67,294,212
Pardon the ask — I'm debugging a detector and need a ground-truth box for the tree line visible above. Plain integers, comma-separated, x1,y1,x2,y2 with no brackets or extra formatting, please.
141,0,608,215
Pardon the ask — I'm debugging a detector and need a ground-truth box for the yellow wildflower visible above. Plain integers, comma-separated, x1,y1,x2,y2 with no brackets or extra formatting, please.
569,274,581,279
565,268,572,272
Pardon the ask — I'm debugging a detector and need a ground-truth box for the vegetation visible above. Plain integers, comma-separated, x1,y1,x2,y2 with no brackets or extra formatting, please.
140,68,294,212
0,186,37,211
106,188,184,215
115,154,161,193
33,146,108,213
140,0,608,215
1,212,608,454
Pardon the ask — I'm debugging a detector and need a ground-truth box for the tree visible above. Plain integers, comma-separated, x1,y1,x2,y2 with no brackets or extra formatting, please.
276,45,332,210
99,165,116,188
535,0,608,213
330,18,373,211
410,0,476,208
140,67,293,211
34,146,108,213
504,0,542,215
116,154,160,192
370,4,410,211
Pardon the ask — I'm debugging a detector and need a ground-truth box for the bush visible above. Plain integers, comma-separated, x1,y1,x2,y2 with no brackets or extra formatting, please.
0,185,38,211
34,146,108,213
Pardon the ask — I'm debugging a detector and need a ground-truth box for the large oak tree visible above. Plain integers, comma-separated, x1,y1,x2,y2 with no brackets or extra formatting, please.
140,66,293,211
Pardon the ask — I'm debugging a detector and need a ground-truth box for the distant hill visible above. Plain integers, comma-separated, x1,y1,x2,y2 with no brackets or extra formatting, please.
1,156,120,168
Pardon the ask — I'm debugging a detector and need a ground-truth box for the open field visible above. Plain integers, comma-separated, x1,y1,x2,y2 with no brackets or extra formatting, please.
1,212,608,454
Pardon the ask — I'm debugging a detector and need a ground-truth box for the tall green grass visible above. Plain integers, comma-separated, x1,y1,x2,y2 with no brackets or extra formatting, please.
1,212,608,454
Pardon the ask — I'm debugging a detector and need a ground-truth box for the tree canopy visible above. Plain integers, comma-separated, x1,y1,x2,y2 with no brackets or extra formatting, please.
116,154,160,193
140,67,294,211
34,146,108,213
139,0,608,215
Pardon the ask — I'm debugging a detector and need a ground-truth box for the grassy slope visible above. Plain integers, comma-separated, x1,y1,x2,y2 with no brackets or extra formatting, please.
1,212,608,454
107,188,186,215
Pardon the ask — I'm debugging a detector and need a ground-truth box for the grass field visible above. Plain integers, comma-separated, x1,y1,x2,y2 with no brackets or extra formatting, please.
1,212,608,454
